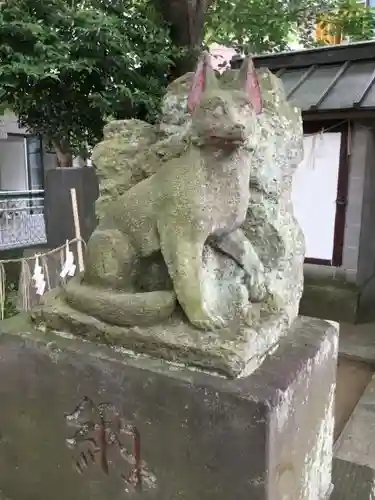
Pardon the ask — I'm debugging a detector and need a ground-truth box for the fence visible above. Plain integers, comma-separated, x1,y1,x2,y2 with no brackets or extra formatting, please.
0,189,46,250
0,188,85,320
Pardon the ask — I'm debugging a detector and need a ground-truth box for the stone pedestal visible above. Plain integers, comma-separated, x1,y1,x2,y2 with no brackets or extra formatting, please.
0,316,337,499
44,167,99,247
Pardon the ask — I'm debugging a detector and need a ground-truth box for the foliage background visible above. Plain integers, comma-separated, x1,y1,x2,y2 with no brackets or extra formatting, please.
0,0,374,163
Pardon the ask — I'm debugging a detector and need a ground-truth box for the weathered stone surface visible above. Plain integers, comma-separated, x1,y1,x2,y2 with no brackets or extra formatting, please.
331,458,375,499
335,373,375,469
66,53,268,331
338,322,375,364
241,70,304,325
92,120,160,220
33,289,291,378
299,277,360,324
0,315,337,499
37,52,305,367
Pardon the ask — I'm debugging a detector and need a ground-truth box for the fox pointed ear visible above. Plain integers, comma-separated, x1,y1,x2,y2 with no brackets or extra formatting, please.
238,56,263,114
187,51,216,113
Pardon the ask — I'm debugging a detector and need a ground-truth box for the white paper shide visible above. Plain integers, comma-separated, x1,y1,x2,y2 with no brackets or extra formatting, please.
60,240,76,279
32,255,46,296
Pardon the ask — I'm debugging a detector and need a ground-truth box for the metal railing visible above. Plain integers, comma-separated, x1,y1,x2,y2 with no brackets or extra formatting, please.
0,189,47,250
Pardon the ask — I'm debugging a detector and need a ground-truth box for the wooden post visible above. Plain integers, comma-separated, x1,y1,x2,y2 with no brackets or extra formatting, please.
70,188,84,272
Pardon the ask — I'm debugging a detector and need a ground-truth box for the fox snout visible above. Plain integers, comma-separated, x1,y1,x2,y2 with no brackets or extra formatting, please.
232,122,246,136
207,122,247,143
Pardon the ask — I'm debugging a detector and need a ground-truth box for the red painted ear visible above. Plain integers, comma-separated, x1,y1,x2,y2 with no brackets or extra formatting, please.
187,52,211,114
241,56,263,114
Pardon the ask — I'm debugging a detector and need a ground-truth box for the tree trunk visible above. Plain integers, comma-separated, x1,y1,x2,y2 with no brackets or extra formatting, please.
153,0,210,77
53,139,73,168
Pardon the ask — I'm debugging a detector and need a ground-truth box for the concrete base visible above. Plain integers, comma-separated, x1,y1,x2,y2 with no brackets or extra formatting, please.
299,278,360,324
335,373,375,469
31,288,293,378
0,315,337,499
299,266,375,325
331,459,375,499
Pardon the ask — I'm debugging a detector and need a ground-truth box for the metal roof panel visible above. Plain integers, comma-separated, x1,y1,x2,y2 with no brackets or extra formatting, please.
318,60,375,110
274,58,375,112
230,43,375,113
277,68,308,97
361,81,375,108
252,41,375,70
285,64,343,110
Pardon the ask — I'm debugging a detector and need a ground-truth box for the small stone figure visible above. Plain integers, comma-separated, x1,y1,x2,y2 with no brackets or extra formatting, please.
64,52,269,330
36,51,305,376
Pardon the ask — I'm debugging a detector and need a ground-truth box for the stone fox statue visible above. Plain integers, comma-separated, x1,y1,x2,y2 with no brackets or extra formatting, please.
64,52,266,330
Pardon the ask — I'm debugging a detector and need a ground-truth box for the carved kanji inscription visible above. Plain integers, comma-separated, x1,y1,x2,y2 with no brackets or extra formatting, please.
65,396,156,493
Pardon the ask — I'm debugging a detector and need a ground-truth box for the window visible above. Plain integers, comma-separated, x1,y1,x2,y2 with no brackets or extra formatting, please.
26,136,44,190
0,135,28,191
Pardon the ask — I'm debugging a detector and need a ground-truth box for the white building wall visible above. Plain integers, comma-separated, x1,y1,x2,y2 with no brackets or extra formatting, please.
0,110,28,136
0,111,57,189
292,132,342,261
0,136,28,191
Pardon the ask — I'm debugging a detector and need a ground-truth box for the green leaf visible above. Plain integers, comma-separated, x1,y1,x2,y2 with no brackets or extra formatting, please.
0,0,174,153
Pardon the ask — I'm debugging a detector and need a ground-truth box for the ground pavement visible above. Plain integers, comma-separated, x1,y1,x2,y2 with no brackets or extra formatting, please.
332,322,375,499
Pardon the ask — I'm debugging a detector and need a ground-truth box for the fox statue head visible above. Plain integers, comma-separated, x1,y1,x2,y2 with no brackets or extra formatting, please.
187,51,263,147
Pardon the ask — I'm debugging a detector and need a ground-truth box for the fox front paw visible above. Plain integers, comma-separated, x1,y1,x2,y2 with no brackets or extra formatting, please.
246,269,267,302
187,305,226,331
191,316,226,331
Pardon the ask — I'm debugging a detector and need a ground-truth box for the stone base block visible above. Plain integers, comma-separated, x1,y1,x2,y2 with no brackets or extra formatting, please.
0,315,337,499
31,288,293,378
44,166,99,247
331,459,374,499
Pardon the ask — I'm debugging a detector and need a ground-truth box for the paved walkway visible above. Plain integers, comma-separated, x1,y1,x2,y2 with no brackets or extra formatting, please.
331,322,375,498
